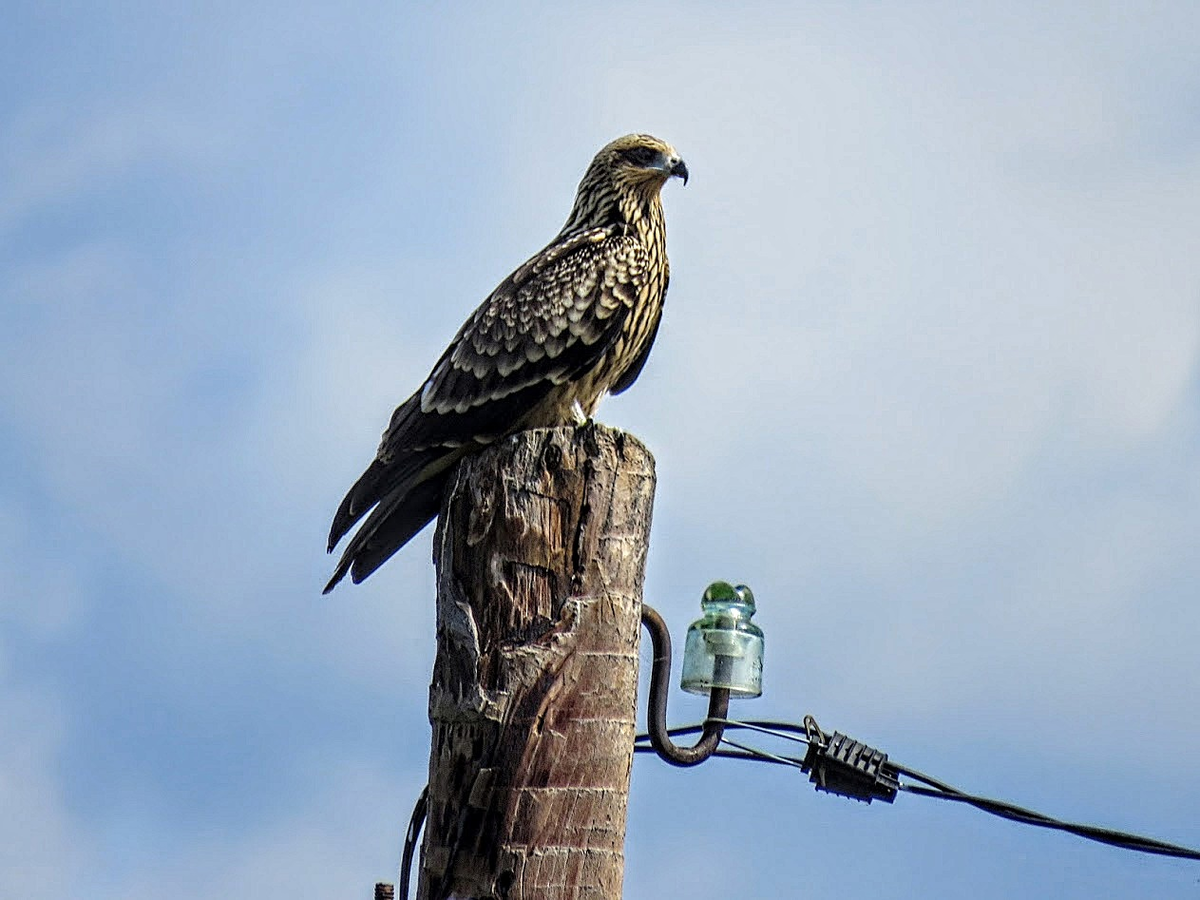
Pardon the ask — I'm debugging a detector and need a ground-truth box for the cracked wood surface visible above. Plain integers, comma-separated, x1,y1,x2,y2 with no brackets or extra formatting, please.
419,425,655,900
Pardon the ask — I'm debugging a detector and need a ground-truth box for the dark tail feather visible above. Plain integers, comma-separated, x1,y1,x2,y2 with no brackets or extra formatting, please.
350,476,445,582
322,473,446,594
328,458,389,552
326,427,478,593
328,434,453,554
323,553,355,595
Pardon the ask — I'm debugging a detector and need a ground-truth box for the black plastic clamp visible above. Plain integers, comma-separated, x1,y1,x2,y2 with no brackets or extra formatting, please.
801,715,900,803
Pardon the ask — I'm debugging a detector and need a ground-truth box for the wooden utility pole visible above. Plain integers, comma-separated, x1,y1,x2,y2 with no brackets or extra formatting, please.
418,424,655,900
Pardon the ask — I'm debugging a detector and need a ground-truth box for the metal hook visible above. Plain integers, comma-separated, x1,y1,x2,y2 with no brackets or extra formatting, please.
641,603,731,766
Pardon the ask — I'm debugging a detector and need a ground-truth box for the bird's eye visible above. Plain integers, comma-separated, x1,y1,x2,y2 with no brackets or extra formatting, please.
621,146,660,167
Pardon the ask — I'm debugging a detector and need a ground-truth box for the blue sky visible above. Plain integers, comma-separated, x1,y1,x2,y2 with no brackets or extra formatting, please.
2,2,1199,897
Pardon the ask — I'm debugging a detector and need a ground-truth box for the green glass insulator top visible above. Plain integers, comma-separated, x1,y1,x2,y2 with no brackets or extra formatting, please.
681,581,764,698
701,581,757,618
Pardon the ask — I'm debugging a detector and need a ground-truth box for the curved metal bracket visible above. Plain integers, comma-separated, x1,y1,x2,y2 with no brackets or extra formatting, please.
641,603,731,767
397,785,428,900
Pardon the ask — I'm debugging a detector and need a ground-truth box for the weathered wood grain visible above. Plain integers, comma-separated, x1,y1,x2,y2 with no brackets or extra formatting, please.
418,425,655,900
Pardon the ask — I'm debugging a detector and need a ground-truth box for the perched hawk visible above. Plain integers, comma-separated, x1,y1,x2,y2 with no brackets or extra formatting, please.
324,133,687,593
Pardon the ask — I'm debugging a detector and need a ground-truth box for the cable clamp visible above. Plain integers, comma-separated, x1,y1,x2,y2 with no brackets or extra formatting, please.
801,715,899,804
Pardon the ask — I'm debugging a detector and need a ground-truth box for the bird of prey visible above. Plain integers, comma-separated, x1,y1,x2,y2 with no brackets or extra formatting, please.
324,133,687,593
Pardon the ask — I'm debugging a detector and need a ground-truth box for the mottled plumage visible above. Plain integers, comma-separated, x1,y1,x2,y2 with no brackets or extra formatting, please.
324,134,687,592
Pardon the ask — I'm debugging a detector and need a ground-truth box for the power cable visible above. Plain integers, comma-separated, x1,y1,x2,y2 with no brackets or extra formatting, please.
633,715,1200,861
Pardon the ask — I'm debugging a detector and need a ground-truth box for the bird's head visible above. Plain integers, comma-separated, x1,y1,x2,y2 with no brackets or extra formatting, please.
599,133,688,192
561,134,687,235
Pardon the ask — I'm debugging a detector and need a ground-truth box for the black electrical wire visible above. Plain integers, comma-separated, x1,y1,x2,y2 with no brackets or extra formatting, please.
384,575,1200,894
893,765,1200,861
397,722,1200,890
634,718,1200,862
397,786,428,900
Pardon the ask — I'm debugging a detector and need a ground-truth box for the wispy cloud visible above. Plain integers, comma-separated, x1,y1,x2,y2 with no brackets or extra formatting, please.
2,2,1198,897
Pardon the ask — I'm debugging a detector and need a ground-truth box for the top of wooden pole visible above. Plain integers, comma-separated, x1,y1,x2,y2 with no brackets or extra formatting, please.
420,424,656,900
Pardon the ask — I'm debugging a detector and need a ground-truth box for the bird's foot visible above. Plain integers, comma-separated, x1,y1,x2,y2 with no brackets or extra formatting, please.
570,399,594,428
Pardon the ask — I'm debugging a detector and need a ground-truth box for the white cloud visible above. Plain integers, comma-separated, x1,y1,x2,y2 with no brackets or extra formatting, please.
3,3,1199,897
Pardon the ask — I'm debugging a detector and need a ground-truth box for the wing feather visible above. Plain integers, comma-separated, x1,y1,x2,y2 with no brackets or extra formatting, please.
326,223,653,574
417,225,647,419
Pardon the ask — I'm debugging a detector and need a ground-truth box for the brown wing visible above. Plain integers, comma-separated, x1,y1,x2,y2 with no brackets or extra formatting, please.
367,225,651,461
324,224,654,590
422,227,645,407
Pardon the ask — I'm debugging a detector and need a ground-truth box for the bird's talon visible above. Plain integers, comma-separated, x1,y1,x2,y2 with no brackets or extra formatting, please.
570,400,590,427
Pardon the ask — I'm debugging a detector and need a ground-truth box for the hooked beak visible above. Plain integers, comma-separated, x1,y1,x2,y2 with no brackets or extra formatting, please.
668,157,689,185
